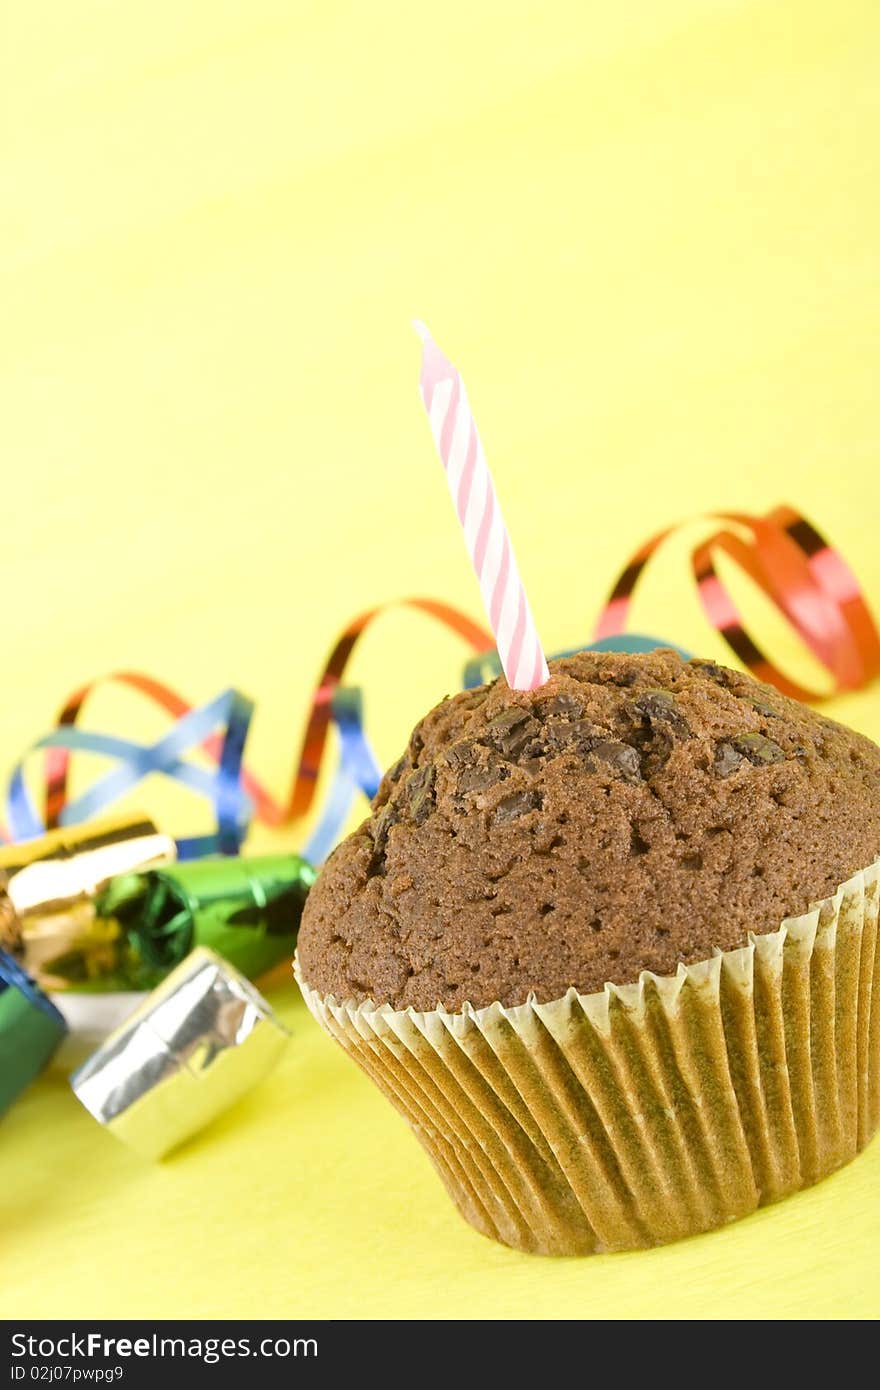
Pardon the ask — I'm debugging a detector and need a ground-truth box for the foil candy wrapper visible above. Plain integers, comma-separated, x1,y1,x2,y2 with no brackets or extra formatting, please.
0,814,176,991
1,831,314,993
105,853,316,983
0,949,67,1115
70,947,289,1159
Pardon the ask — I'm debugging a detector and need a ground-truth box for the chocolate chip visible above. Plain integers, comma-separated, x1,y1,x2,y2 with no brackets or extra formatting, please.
540,694,584,718
634,689,678,717
486,708,541,757
493,791,542,824
681,851,703,870
504,720,543,758
488,707,531,736
714,733,786,776
457,764,509,795
546,718,597,751
626,689,691,737
591,740,642,783
446,742,477,769
689,659,736,688
368,800,401,873
386,754,409,785
404,764,436,823
746,697,779,719
731,733,785,765
373,801,399,845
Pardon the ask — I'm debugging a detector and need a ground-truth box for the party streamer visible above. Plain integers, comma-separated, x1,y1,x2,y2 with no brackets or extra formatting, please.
4,602,488,857
4,506,877,863
597,505,880,701
8,682,254,857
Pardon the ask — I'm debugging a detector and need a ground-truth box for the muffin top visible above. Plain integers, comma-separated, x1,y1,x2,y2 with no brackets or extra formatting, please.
297,649,880,1011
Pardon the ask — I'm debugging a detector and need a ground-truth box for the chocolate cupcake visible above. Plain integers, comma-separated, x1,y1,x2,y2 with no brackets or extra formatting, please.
295,650,880,1254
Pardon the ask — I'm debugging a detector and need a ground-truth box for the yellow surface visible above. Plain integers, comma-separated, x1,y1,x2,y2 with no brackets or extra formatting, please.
2,0,880,1319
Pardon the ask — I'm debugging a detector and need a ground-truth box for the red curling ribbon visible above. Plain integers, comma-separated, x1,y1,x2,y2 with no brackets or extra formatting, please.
596,506,880,702
28,518,880,845
44,600,491,834
287,598,490,823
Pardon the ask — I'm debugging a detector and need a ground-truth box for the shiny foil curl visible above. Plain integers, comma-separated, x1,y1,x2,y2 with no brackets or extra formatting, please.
3,601,488,860
3,507,877,862
596,505,880,701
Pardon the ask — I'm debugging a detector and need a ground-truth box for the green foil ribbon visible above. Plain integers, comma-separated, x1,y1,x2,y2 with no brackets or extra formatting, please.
94,854,316,989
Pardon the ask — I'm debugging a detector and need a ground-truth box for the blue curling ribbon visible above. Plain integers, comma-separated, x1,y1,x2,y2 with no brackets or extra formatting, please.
6,689,255,858
3,635,689,866
302,688,382,865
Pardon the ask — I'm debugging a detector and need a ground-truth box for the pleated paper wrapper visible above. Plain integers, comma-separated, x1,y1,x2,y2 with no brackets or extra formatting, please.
296,859,880,1256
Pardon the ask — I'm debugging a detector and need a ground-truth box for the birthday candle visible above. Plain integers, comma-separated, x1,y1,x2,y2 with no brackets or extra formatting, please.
415,323,549,692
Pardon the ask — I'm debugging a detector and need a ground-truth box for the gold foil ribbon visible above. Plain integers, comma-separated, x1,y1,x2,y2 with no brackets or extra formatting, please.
0,814,176,990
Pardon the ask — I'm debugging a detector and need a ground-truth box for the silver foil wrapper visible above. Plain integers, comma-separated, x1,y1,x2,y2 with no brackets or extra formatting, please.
70,946,289,1159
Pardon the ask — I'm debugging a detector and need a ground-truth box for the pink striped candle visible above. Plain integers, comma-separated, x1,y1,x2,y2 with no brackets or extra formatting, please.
415,322,549,691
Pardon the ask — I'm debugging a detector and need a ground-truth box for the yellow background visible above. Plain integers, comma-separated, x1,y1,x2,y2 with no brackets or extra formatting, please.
3,0,880,1319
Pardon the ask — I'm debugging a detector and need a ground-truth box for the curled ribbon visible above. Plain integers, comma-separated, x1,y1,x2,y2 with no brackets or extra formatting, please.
596,505,880,702
5,602,491,857
9,682,254,858
4,507,877,860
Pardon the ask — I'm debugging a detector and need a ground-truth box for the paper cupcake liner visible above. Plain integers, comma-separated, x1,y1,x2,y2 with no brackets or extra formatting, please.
295,858,880,1256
